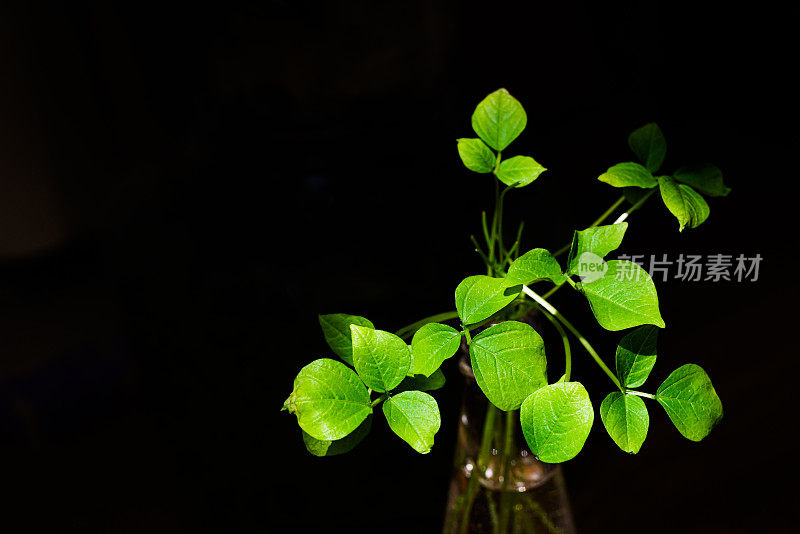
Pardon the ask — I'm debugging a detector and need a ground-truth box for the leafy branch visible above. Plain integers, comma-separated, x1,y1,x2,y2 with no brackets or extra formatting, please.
283,88,726,473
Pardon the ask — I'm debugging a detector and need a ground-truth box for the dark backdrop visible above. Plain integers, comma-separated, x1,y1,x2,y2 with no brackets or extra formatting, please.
0,1,796,533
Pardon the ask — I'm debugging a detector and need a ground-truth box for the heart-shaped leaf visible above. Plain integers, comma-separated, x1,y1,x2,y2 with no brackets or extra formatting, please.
658,176,710,231
567,223,628,275
455,275,521,325
302,414,373,457
628,123,666,173
615,325,658,388
471,88,527,152
521,381,594,463
581,260,665,331
469,321,547,411
319,313,375,365
494,155,546,188
656,364,723,442
351,325,412,393
383,390,441,454
284,358,372,441
457,138,496,173
598,162,657,188
410,322,461,377
600,392,649,454
674,164,730,197
505,248,566,286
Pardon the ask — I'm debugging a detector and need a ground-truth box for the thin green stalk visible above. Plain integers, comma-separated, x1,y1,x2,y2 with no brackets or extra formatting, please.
460,403,500,534
513,221,524,260
613,188,657,224
470,234,492,267
522,285,622,391
497,410,515,533
482,211,493,253
626,390,656,399
396,310,459,339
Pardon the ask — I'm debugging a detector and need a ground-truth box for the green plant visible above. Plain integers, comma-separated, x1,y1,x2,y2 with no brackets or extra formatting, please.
282,87,725,504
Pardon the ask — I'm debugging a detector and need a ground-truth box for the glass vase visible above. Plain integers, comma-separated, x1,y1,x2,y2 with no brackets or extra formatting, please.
442,337,576,534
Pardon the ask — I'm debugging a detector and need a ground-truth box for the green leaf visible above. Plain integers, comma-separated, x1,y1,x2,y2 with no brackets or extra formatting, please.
494,156,546,188
674,164,730,197
284,358,372,441
457,138,496,173
383,390,441,454
351,325,412,393
410,323,462,377
398,368,446,392
600,392,649,454
615,325,658,388
455,275,522,325
656,364,723,442
319,313,375,366
598,162,657,188
505,248,566,286
628,123,666,172
658,176,710,231
581,260,665,331
471,88,527,152
520,382,594,463
566,223,628,275
302,414,372,457
469,321,547,411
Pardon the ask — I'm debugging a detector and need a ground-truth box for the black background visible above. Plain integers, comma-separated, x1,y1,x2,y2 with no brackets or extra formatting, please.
1,1,797,533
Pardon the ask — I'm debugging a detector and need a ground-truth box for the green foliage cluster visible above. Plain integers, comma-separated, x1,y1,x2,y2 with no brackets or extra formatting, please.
283,89,726,463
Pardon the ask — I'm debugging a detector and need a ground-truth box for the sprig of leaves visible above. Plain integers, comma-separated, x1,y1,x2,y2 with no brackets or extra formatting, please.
284,89,726,470
598,122,730,231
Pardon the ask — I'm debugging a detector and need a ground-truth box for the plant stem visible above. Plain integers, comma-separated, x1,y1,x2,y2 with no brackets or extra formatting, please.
626,390,656,399
460,403,500,534
371,394,388,407
522,285,622,391
395,310,459,339
613,188,657,224
497,410,515,533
